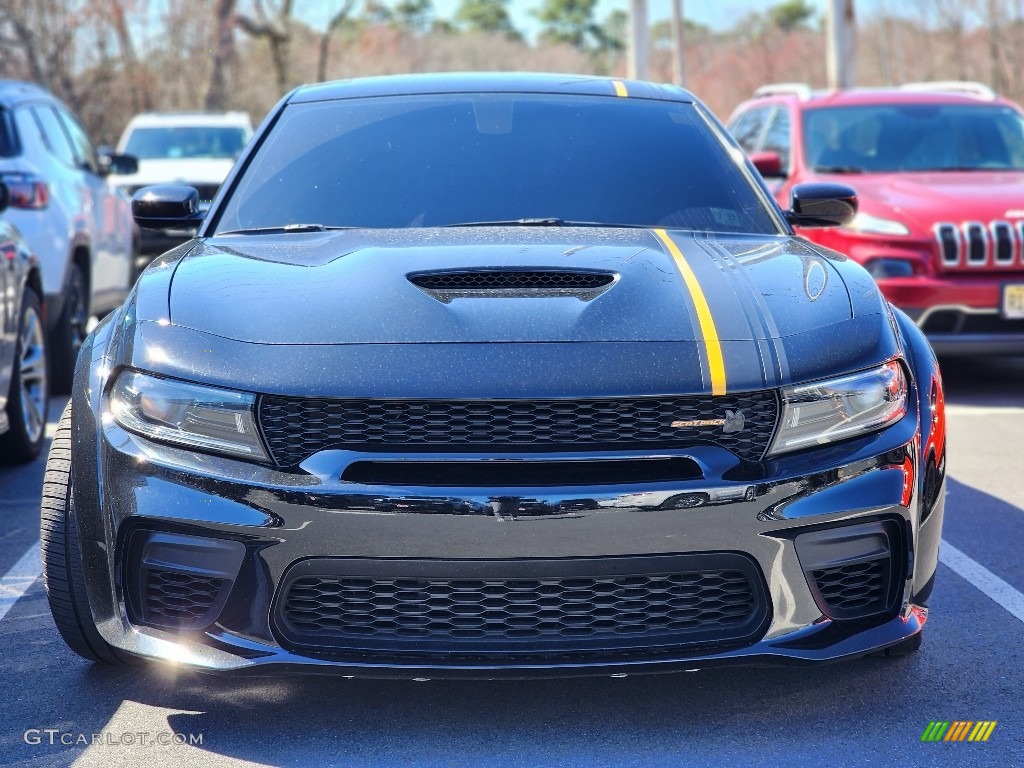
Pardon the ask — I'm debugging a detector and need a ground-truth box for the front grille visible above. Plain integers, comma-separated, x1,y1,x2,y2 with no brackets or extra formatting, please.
811,560,888,620
258,392,779,468
934,220,1024,270
142,569,226,626
273,555,770,660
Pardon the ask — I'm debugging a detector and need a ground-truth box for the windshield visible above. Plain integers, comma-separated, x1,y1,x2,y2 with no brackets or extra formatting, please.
804,103,1024,172
212,93,780,234
124,125,248,160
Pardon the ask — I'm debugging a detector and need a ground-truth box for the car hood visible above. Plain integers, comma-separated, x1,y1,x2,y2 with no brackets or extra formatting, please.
835,171,1024,228
112,158,235,188
167,228,857,346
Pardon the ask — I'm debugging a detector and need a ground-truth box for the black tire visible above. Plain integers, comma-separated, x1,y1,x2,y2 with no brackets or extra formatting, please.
49,262,88,395
40,402,134,665
869,631,923,658
0,289,48,463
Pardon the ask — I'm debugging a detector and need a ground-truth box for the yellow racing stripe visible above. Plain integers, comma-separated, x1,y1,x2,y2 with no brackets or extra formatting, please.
654,229,727,395
612,80,628,97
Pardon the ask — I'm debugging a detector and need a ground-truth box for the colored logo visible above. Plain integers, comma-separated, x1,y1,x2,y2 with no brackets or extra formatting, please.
921,721,997,742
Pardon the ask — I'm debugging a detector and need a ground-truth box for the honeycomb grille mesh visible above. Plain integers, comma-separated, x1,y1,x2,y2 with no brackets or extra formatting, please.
277,566,762,654
812,559,887,618
409,270,614,290
258,392,779,467
143,569,226,625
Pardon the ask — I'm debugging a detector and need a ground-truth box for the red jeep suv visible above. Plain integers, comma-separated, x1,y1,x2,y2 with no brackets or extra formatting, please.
728,81,1024,355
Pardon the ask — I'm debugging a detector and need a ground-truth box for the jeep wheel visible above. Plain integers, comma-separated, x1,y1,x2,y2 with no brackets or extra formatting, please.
0,288,48,463
49,262,88,394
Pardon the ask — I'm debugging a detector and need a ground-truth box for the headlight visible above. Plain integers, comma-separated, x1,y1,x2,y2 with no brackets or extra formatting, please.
109,370,269,461
845,213,910,236
769,361,908,456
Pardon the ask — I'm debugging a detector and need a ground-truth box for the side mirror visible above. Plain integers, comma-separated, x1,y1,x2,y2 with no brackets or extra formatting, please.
785,182,857,228
98,150,139,176
749,150,784,178
0,182,7,214
132,185,205,230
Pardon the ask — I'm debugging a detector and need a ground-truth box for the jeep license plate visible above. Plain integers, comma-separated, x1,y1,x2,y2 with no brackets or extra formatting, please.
1003,284,1024,319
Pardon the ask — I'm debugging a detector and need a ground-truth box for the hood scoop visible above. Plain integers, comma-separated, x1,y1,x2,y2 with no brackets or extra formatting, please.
408,269,616,303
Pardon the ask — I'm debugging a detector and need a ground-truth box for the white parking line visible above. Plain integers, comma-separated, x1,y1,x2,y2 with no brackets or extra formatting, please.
940,539,1024,623
0,541,42,622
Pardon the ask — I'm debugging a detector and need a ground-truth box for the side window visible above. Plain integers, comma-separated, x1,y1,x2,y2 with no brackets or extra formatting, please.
728,107,770,153
0,108,19,157
762,108,791,170
57,107,99,174
30,105,76,168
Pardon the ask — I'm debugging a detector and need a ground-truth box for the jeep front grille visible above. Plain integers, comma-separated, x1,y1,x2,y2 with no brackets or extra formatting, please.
934,220,1024,270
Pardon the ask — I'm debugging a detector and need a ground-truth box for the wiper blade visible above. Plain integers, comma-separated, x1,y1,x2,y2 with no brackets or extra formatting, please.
442,218,649,228
443,218,571,227
218,224,354,235
812,165,866,174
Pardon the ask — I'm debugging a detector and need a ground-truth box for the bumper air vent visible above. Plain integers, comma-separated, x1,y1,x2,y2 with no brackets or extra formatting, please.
124,531,246,631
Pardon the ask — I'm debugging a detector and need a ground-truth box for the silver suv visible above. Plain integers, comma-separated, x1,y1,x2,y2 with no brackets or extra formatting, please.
0,80,138,391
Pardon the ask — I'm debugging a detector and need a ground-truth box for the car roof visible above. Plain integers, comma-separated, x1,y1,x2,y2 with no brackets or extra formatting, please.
744,83,1019,111
289,72,694,104
123,111,252,129
0,79,56,108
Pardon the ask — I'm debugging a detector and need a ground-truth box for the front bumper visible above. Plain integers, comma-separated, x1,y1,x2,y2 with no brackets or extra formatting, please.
75,411,944,678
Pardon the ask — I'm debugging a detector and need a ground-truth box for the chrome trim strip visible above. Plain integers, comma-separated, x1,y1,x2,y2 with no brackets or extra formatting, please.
914,304,998,329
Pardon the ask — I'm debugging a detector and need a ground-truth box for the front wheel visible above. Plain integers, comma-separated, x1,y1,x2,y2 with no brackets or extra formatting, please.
40,403,134,665
0,288,48,463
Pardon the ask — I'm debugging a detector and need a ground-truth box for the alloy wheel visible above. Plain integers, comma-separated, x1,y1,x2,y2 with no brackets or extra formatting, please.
19,303,47,444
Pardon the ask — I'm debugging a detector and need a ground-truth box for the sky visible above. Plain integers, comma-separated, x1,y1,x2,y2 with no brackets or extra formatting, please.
312,0,831,35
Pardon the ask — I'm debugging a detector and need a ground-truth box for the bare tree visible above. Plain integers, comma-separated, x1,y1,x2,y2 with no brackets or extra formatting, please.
206,0,238,109
236,0,295,95
317,0,359,83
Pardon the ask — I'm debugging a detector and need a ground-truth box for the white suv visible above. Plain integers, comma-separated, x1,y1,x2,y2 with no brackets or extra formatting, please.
110,111,252,259
0,80,138,392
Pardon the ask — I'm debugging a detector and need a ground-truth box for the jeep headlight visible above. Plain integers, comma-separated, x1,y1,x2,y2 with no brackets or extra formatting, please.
845,213,910,236
109,370,269,461
769,361,908,455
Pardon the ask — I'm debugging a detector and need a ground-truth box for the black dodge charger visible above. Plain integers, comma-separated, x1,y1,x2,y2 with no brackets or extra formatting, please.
41,73,946,676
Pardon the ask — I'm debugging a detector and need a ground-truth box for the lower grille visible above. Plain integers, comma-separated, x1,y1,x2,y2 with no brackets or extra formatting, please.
920,309,1024,336
273,554,770,661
